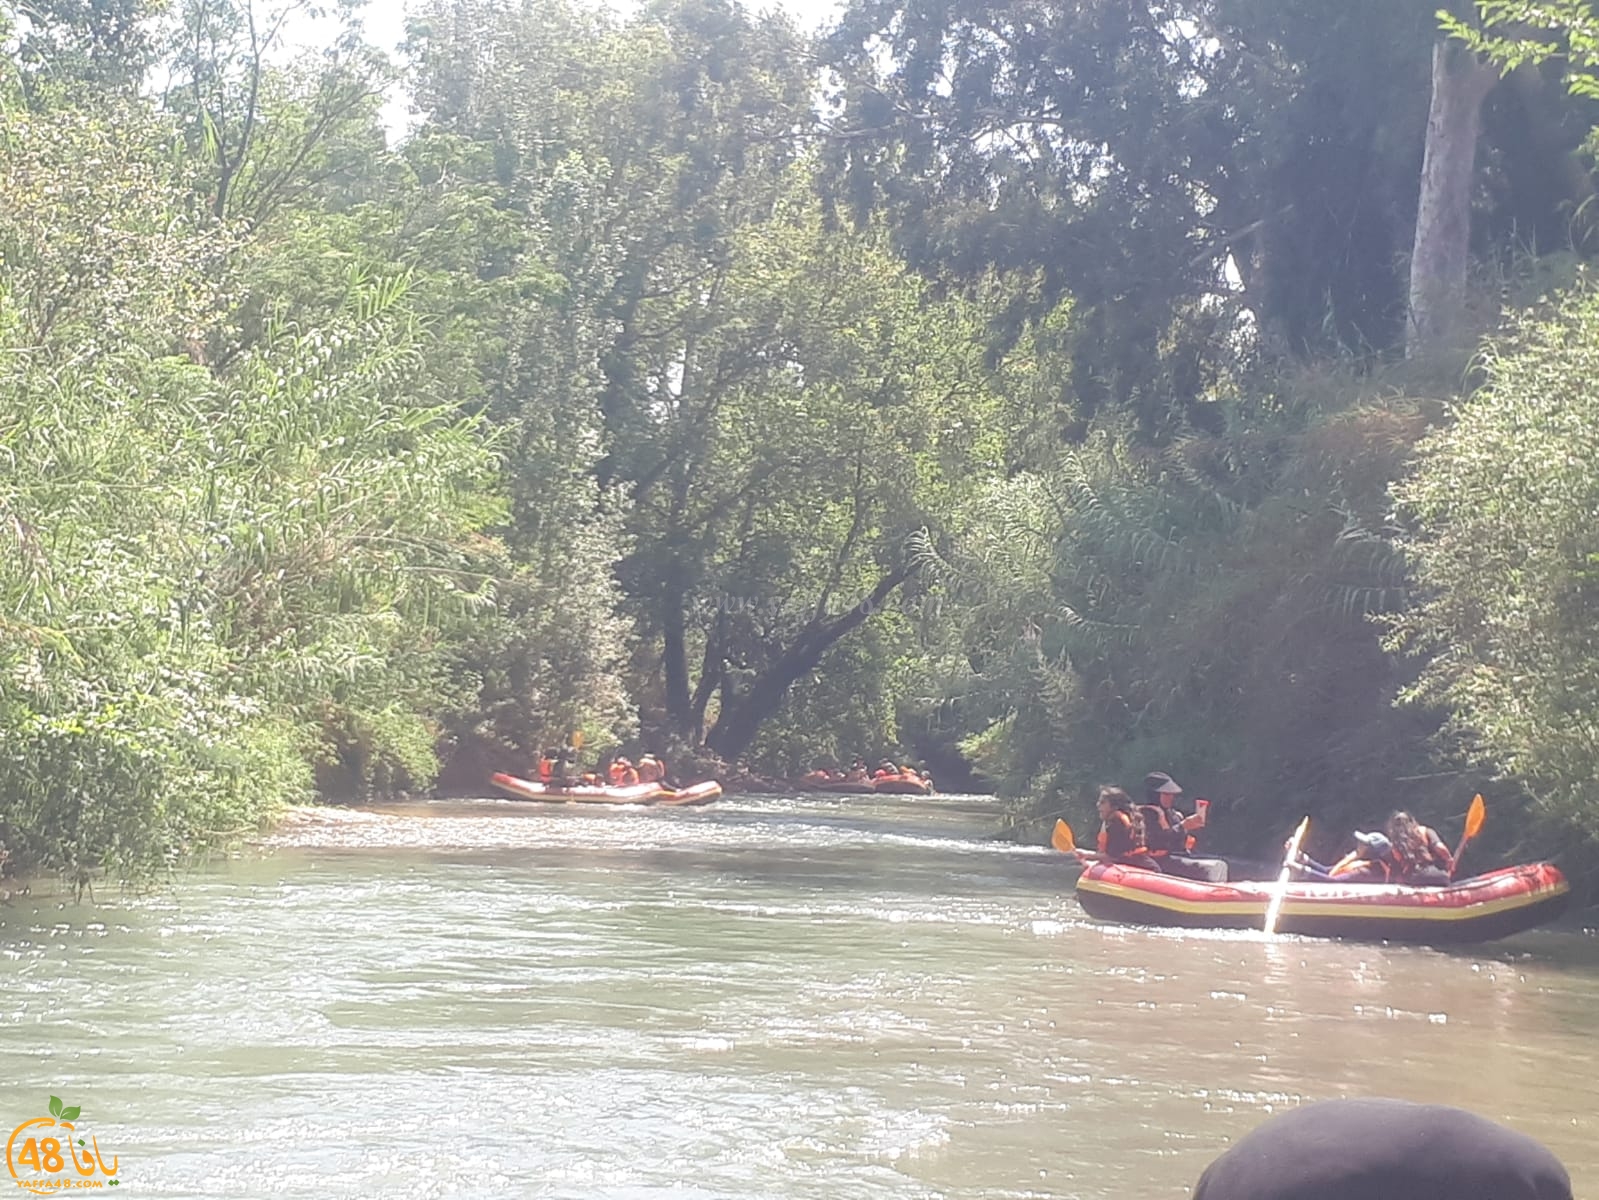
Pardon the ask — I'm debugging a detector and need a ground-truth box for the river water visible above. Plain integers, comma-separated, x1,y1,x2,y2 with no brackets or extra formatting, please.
2,791,1597,1199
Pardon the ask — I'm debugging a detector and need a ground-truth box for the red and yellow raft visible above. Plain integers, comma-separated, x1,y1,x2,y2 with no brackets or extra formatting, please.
490,772,722,807
1075,861,1570,943
872,777,935,796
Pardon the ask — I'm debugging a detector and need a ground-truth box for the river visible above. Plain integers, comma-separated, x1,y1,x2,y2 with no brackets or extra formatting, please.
2,791,1597,1199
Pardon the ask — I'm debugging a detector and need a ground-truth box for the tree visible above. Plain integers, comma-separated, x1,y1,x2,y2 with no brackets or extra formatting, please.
0,100,503,875
1407,6,1501,360
6,0,159,101
1388,288,1599,863
406,0,1003,761
163,0,393,225
823,0,1443,431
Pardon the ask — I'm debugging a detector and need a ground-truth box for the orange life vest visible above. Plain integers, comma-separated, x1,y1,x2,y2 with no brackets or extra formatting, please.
538,757,555,784
608,762,626,785
1329,852,1397,883
1097,811,1148,860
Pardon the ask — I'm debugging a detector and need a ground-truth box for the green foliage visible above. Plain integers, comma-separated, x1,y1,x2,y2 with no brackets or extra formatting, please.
948,361,1454,852
824,0,1444,427
1443,2,1599,98
408,0,1002,765
1389,284,1599,864
0,99,502,878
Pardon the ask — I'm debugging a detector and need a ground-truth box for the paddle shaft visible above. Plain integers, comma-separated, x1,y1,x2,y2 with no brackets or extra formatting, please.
1264,816,1310,936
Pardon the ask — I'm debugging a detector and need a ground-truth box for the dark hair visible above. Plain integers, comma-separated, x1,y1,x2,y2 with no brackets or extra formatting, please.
1098,786,1145,841
1384,811,1427,870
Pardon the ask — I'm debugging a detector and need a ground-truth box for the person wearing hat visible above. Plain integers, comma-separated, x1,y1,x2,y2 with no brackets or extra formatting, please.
1292,830,1402,883
1139,771,1225,882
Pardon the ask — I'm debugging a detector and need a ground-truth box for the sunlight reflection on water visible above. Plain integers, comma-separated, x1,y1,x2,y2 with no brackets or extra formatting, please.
1,792,1596,1199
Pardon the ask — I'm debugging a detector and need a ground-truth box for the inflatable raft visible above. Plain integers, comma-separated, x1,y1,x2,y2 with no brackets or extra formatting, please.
794,777,877,795
490,773,722,807
872,777,935,796
1075,861,1569,943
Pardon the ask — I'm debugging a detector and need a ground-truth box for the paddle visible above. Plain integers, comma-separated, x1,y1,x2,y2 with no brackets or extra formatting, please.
1449,794,1486,880
1264,816,1310,937
1051,819,1077,854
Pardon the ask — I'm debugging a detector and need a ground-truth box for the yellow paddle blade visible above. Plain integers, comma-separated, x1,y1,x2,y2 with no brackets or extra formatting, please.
571,730,585,751
1465,793,1486,839
1051,819,1077,853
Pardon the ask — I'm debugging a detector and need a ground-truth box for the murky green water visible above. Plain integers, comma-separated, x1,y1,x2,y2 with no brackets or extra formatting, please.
2,792,1597,1199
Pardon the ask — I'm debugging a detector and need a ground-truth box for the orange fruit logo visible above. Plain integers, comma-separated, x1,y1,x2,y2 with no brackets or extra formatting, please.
6,1096,120,1193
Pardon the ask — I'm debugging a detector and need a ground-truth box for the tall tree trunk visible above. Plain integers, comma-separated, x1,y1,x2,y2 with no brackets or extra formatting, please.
660,556,696,738
1407,40,1498,360
704,567,912,762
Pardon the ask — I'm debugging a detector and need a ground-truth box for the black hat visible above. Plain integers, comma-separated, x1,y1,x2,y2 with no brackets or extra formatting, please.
1145,771,1183,795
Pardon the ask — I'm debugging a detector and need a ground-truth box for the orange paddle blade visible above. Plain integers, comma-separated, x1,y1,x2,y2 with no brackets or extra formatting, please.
1051,819,1077,853
1464,793,1486,839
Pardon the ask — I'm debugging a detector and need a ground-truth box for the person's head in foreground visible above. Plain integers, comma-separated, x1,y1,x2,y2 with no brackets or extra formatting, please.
1192,1097,1572,1200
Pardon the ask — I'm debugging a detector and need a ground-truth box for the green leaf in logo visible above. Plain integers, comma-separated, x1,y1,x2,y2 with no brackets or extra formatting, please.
77,1140,86,1148
61,1106,80,1121
49,1096,63,1118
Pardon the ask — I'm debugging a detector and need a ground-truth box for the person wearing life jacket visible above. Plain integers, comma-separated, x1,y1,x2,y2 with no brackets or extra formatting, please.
607,757,627,786
873,760,899,780
1293,831,1401,883
1384,810,1454,885
537,750,558,786
1074,786,1163,871
845,760,870,783
637,754,664,784
1137,770,1225,881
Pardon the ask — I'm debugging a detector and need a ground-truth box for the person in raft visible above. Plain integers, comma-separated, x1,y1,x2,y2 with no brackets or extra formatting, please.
1291,830,1403,883
1139,771,1224,882
1384,809,1454,885
537,749,561,786
1074,786,1163,871
637,754,666,784
1191,1097,1572,1200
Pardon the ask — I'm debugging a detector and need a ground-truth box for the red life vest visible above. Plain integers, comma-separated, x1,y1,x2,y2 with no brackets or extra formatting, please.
538,757,555,784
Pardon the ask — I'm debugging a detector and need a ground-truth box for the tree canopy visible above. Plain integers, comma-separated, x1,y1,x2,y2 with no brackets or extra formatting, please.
7,0,1599,894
